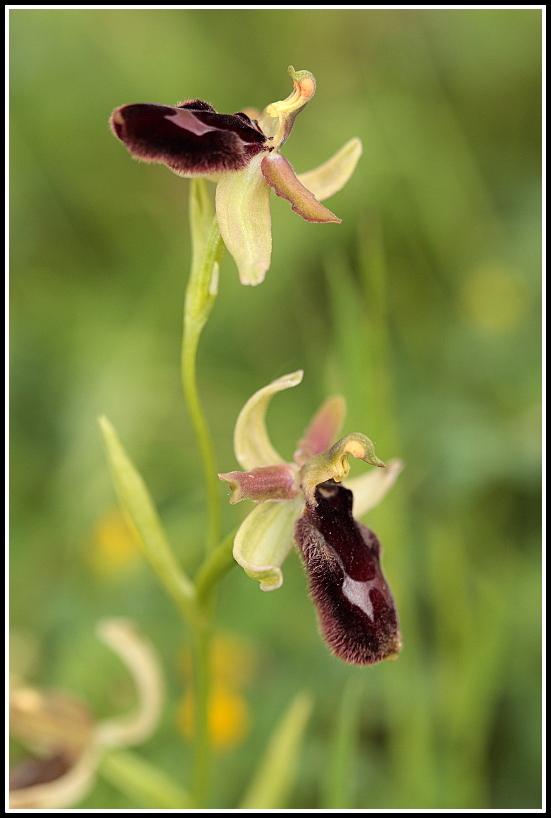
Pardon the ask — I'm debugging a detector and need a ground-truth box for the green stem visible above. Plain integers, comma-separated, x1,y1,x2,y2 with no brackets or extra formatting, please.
180,180,226,805
181,324,220,553
190,618,213,807
194,528,238,605
181,181,225,554
188,526,239,804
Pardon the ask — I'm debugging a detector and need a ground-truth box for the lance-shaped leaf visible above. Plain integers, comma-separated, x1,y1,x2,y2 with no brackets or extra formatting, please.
239,692,312,809
99,417,197,622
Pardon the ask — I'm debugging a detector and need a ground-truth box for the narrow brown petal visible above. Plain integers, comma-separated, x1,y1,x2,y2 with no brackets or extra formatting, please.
218,464,298,504
294,481,401,664
261,153,341,223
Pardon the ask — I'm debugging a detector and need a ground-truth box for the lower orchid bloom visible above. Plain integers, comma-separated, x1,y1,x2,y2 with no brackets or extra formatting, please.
219,371,403,665
110,66,362,286
9,620,164,809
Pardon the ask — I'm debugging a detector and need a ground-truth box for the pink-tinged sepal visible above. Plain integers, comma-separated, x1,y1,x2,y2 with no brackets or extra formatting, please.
295,481,402,665
110,102,269,176
261,153,341,223
294,396,346,466
219,464,298,504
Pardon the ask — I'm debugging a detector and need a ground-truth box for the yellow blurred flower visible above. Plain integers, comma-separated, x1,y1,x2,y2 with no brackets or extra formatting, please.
177,633,256,751
459,261,531,334
209,632,258,689
177,682,250,752
86,508,141,576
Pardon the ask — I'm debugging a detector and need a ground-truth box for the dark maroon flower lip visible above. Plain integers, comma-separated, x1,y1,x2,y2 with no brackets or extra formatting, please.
295,480,402,665
110,100,271,176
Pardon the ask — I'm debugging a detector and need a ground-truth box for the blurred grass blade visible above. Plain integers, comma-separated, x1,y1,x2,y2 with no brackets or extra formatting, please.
321,675,363,809
99,416,197,623
100,749,194,809
239,692,313,809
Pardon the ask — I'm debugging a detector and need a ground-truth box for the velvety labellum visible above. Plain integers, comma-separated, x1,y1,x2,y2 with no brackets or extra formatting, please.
110,101,269,175
295,480,401,664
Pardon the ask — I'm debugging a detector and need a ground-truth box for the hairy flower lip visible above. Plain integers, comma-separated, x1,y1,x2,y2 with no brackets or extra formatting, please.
295,480,402,665
110,102,270,177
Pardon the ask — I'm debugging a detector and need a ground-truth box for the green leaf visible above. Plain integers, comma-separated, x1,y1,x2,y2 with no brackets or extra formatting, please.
321,675,363,808
99,416,197,624
239,692,312,809
100,749,195,810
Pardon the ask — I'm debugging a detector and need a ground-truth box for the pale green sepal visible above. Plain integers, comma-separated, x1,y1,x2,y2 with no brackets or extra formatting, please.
300,432,385,505
234,370,303,470
239,692,313,809
99,417,197,621
95,619,164,750
232,497,303,591
297,137,363,202
345,458,404,519
215,153,272,286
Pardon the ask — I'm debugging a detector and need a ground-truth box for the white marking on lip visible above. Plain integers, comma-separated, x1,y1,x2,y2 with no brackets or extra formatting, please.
342,576,373,620
166,108,219,136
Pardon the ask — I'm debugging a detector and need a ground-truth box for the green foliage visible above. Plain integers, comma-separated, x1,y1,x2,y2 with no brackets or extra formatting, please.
10,8,541,809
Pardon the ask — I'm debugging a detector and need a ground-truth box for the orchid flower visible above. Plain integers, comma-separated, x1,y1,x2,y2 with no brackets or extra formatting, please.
218,371,403,665
110,66,362,286
9,620,164,809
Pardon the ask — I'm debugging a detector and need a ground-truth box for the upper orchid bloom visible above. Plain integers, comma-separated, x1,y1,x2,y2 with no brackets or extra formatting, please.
218,371,403,665
110,66,362,286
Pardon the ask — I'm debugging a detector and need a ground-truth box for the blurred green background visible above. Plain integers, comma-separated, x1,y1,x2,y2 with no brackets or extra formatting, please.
10,8,542,809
